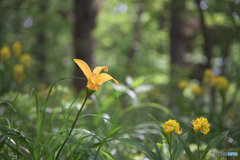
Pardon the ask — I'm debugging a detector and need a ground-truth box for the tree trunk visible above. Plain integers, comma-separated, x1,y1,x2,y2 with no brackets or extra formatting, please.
127,1,144,74
168,0,187,110
36,3,47,80
170,0,187,73
128,2,143,59
73,0,98,92
195,0,212,79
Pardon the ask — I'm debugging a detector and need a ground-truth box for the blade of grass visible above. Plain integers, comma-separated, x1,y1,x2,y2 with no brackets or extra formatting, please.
117,138,159,160
40,77,86,134
4,140,25,159
94,127,122,160
0,135,7,152
10,93,19,129
124,102,172,117
147,137,162,159
38,77,86,158
48,108,61,133
100,151,115,160
2,102,28,130
31,89,41,142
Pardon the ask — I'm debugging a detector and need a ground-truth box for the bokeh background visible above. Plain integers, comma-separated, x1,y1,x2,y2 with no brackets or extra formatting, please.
0,0,240,159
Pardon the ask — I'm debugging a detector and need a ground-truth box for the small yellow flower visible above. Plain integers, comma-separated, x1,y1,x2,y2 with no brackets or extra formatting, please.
191,85,203,95
74,59,119,91
0,46,11,61
203,69,214,84
162,119,182,135
211,76,229,91
178,80,187,89
12,41,22,57
13,64,25,84
20,53,31,64
13,64,24,73
191,117,210,135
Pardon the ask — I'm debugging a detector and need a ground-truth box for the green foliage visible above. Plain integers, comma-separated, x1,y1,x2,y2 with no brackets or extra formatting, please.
200,130,229,160
1,0,240,159
0,42,33,95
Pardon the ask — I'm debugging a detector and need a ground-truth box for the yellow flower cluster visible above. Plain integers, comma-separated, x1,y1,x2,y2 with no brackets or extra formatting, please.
20,53,31,64
178,80,187,89
0,46,11,62
12,41,22,57
13,64,26,84
203,69,229,91
162,119,182,135
203,69,214,83
191,117,210,135
191,85,203,95
211,76,229,91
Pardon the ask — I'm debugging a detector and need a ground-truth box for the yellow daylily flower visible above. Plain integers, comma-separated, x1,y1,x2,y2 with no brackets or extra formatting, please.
74,59,119,91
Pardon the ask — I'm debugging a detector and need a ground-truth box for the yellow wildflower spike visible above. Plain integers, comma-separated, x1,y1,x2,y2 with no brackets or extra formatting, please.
191,117,210,135
162,119,182,135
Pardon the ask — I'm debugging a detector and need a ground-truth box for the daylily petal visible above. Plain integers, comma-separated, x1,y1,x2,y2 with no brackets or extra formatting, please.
97,73,119,85
93,66,108,75
91,77,103,85
87,80,100,91
74,59,92,79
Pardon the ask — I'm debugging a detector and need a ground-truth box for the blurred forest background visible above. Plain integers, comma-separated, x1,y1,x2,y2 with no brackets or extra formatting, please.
1,0,239,91
0,0,240,159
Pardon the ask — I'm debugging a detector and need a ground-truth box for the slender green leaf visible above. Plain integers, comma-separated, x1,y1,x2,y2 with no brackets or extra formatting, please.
11,93,19,128
4,140,25,159
179,137,196,160
201,130,229,160
0,135,7,152
117,138,159,160
31,88,41,141
172,132,188,160
100,151,115,160
48,108,61,133
148,137,162,160
148,114,162,130
94,127,122,160
41,77,86,133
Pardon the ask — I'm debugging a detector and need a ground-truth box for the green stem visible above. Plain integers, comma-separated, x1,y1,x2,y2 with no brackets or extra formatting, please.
168,133,173,160
55,94,89,160
197,135,200,160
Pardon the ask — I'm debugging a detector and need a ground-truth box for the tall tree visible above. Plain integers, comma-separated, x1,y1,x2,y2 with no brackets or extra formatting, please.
168,0,188,109
128,1,144,60
127,1,144,74
170,0,187,72
36,2,47,79
195,0,211,79
73,0,99,91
